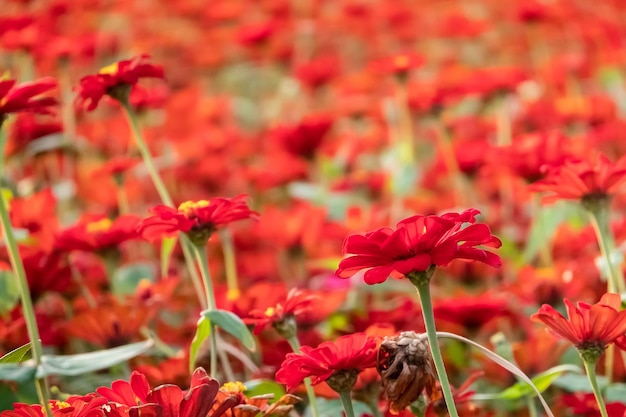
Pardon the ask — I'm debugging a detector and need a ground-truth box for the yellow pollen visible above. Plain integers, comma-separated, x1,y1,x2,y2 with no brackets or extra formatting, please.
221,381,246,394
86,218,113,233
53,401,71,410
99,63,120,75
226,288,241,301
264,307,276,317
177,200,210,215
393,55,410,69
137,278,152,290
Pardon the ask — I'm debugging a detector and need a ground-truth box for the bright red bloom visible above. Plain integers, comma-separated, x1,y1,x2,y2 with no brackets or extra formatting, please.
0,78,57,123
76,55,164,111
0,395,107,417
530,154,626,203
54,215,141,253
243,288,318,335
531,293,626,352
335,209,502,285
138,195,258,244
275,333,378,391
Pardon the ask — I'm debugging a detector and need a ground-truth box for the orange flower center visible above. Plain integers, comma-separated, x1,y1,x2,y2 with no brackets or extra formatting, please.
86,218,113,233
99,63,120,75
226,288,240,301
221,381,246,394
264,306,276,317
393,55,410,69
177,200,210,215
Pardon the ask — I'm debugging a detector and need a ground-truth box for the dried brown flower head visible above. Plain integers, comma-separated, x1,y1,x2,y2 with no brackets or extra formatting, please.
377,331,439,414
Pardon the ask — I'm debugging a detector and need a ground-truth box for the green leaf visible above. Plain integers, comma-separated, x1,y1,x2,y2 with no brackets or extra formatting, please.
243,379,286,403
605,383,626,404
37,340,153,378
0,270,20,315
111,263,154,296
0,343,32,364
160,237,178,278
553,373,608,393
0,363,36,383
202,309,256,352
494,365,583,400
189,316,211,373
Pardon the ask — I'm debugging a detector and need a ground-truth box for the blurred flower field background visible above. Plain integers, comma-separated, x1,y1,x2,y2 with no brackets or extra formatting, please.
2,0,626,416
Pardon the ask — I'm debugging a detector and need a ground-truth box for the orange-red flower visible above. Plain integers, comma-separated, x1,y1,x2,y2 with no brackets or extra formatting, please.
0,395,107,417
76,55,164,111
54,215,141,253
0,77,57,123
531,293,626,357
336,209,502,285
530,154,626,203
275,333,378,392
243,288,318,335
138,195,258,245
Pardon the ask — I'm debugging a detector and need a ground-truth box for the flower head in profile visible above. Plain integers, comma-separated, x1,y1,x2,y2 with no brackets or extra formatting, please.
54,215,141,254
336,209,501,285
0,77,57,125
531,293,626,363
138,195,258,246
276,333,378,393
76,55,164,111
243,288,319,337
530,154,626,205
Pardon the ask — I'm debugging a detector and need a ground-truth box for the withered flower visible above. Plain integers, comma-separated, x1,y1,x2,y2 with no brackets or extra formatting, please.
377,331,439,414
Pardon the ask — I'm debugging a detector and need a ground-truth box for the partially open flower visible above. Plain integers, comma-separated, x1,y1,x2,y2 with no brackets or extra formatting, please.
377,331,438,414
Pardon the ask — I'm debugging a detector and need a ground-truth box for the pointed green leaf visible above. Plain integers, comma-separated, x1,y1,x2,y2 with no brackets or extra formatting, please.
160,237,178,278
0,363,36,383
492,365,583,400
189,316,211,373
0,270,20,315
202,309,256,352
553,373,608,393
37,340,153,378
0,343,32,364
243,379,286,403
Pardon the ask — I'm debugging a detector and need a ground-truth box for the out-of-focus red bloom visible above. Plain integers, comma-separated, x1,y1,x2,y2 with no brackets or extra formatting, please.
336,209,502,285
243,288,318,335
530,154,626,203
76,55,164,111
0,395,107,417
272,114,334,160
531,293,626,353
369,53,424,79
6,114,63,157
0,78,57,123
561,392,626,417
54,215,141,253
91,157,140,180
138,195,258,245
276,333,378,391
7,189,59,250
426,371,484,417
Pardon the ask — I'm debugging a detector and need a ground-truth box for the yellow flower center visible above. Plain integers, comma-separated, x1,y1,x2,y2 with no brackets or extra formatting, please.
99,63,120,75
221,381,246,394
86,218,113,233
177,200,210,215
52,401,71,410
393,55,410,69
264,307,276,317
226,288,241,301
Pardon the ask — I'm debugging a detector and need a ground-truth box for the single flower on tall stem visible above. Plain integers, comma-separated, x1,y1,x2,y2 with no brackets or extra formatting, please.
335,208,502,417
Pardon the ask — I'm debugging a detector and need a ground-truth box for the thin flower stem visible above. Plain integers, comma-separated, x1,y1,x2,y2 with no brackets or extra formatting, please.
339,390,356,417
287,337,321,417
587,204,625,294
0,135,52,417
116,185,130,215
409,272,459,417
219,229,239,301
583,360,609,417
193,245,218,377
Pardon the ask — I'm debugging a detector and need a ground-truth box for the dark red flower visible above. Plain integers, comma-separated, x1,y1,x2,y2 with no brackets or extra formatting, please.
0,78,57,123
275,333,378,392
531,293,626,354
76,55,164,111
335,209,502,285
138,195,258,245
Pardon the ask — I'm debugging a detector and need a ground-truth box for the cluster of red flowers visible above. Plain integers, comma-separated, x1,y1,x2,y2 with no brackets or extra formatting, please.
2,0,626,416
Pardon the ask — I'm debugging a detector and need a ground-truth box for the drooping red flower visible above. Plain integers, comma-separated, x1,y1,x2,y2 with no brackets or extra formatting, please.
54,215,141,253
275,333,378,392
530,154,626,203
76,55,164,111
138,195,258,245
335,209,502,285
243,288,318,335
531,293,626,353
0,77,57,123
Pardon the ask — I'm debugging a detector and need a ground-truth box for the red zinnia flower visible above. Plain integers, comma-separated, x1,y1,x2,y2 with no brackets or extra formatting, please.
530,154,626,203
275,333,378,392
0,77,57,124
243,288,318,335
335,209,502,285
531,293,626,356
76,55,164,111
0,395,106,417
54,215,141,253
138,195,258,245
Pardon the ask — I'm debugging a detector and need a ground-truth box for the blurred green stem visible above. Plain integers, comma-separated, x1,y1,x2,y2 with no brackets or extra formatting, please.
583,359,609,417
339,390,356,417
219,229,239,301
287,336,321,417
193,245,218,377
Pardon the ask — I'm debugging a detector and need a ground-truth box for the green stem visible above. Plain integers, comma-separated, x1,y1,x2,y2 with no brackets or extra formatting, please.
219,229,239,301
0,130,52,417
287,337,321,417
409,271,459,417
193,245,218,377
587,203,625,294
120,101,173,206
584,360,609,417
339,390,356,417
